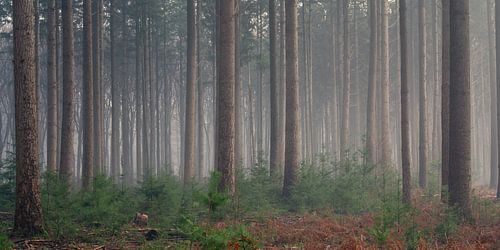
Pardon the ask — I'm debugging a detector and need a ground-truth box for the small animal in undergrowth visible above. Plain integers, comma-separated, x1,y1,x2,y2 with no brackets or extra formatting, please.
133,212,149,226
145,229,159,241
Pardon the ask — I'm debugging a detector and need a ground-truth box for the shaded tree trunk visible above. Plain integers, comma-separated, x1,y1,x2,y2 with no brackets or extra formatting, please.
269,0,282,176
46,0,58,172
488,0,499,190
93,0,103,174
82,0,94,190
380,0,391,166
184,0,197,183
13,0,44,236
441,0,450,201
340,0,350,158
449,0,472,218
418,0,428,189
400,0,411,204
110,0,121,182
60,0,75,186
366,0,377,165
217,0,236,194
282,0,301,198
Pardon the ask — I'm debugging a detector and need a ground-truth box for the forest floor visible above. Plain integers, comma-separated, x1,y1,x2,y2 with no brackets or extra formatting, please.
2,189,499,250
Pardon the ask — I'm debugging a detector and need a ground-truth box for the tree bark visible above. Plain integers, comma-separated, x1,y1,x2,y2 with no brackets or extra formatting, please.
93,0,103,174
488,0,499,190
82,0,94,190
418,0,428,189
449,0,472,218
366,0,377,165
184,0,197,183
282,0,301,198
400,0,411,204
340,0,350,159
60,0,75,186
269,0,282,176
380,0,391,166
46,0,58,173
110,0,121,182
217,0,236,194
441,0,450,201
13,0,44,236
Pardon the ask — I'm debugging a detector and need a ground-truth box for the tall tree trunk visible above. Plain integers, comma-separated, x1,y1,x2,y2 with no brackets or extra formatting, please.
46,0,58,172
184,0,197,183
449,0,472,218
340,0,350,158
142,9,151,180
13,0,44,236
400,0,411,204
269,0,282,176
380,0,391,166
366,0,377,165
197,0,204,179
82,0,94,190
282,0,300,198
329,0,338,159
110,0,121,182
60,0,75,186
135,8,143,181
496,0,500,198
441,0,450,201
121,2,132,186
418,0,428,189
93,0,103,174
235,0,242,167
488,0,499,190
216,0,236,194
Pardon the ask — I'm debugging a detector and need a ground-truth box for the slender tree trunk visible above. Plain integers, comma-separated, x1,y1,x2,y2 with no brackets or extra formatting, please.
13,0,44,235
366,0,377,165
449,0,472,218
269,0,282,176
121,2,132,186
400,0,411,204
135,8,143,182
235,0,242,167
282,0,300,198
329,0,338,159
184,0,197,183
82,0,94,190
93,0,103,174
110,0,121,182
216,0,236,194
441,0,450,201
418,0,428,189
495,0,500,198
46,0,58,172
60,0,75,186
340,0,350,158
488,0,499,190
197,0,204,179
380,0,391,166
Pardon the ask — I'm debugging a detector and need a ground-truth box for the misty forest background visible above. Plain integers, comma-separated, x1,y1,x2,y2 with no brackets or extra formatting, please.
1,0,500,249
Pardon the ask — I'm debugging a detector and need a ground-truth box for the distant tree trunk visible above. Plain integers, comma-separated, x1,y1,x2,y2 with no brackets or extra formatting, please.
269,0,282,176
82,0,94,190
282,0,300,198
110,0,121,182
60,0,75,186
366,0,377,165
197,0,204,179
418,0,428,189
441,0,450,201
400,0,411,204
488,0,499,190
142,8,151,180
380,0,391,166
46,0,58,172
217,0,236,194
93,0,103,174
135,8,143,181
496,0,500,198
121,2,132,186
449,0,472,218
340,0,350,158
13,0,44,236
235,0,242,167
184,0,197,183
329,0,338,159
